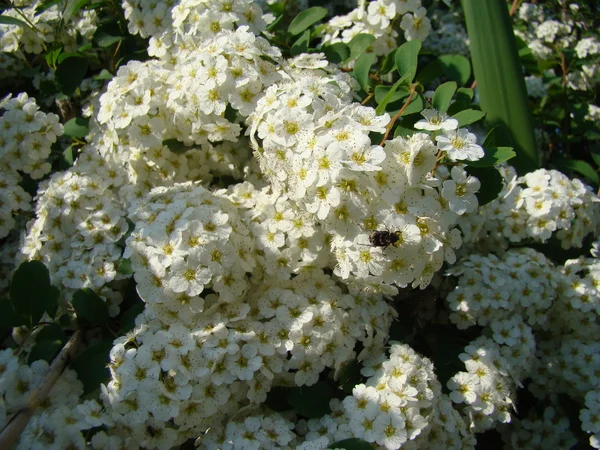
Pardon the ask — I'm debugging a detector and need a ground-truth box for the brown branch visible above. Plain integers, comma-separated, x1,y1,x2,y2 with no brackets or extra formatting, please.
0,330,83,449
509,0,522,17
379,85,417,146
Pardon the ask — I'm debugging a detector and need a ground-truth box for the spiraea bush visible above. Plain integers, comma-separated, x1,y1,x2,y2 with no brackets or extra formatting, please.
0,0,599,449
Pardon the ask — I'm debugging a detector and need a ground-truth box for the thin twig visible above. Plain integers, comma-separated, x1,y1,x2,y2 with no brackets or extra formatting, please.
379,85,417,146
509,0,522,17
0,330,82,449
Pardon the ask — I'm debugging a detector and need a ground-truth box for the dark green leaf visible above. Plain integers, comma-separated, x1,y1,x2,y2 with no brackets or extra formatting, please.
328,438,375,450
323,43,350,64
466,166,504,206
482,124,514,148
35,0,63,15
353,53,377,93
438,54,471,86
463,146,515,168
447,88,474,115
375,78,407,116
117,258,134,275
266,13,283,32
287,6,328,36
347,34,376,61
10,261,53,328
72,288,110,326
0,15,32,30
96,34,122,48
28,324,67,364
55,57,89,95
93,69,113,81
374,85,409,104
56,52,83,65
119,302,144,334
379,48,397,75
45,47,63,69
452,109,486,127
63,117,89,138
432,81,457,113
265,386,292,412
554,158,599,185
416,59,443,85
591,149,600,168
61,145,74,169
393,125,413,138
163,138,188,154
287,381,334,419
44,286,60,319
71,340,112,395
395,39,421,85
0,297,25,328
336,359,363,395
290,29,310,57
63,0,89,26
399,94,424,116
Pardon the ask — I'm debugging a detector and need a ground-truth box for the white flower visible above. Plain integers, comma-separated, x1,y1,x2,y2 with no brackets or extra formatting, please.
435,128,484,161
414,109,458,131
441,166,480,215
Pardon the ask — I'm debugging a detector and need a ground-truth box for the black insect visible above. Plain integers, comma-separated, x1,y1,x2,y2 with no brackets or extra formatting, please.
369,230,400,250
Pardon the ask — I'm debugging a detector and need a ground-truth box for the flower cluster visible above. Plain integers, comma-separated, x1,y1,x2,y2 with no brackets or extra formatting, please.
318,0,431,58
446,248,558,329
424,9,469,57
0,93,63,238
19,147,128,312
461,167,600,249
121,0,271,58
342,343,475,449
581,390,600,449
249,64,483,292
499,404,577,449
0,0,97,56
94,27,280,205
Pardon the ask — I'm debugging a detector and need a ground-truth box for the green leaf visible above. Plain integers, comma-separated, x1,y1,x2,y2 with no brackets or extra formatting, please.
395,39,421,85
93,69,113,81
452,109,486,127
374,85,409,104
287,381,334,419
463,146,515,168
353,53,377,93
10,261,54,328
465,166,504,206
35,0,62,15
399,94,424,116
0,297,25,328
117,258,134,275
62,0,89,26
375,78,405,116
55,57,89,95
323,43,350,64
379,48,398,75
28,324,67,364
0,15,32,30
45,47,63,69
432,81,457,113
119,302,144,334
347,34,376,61
163,138,188,154
71,340,112,395
265,386,292,412
438,54,471,86
96,33,121,48
60,145,74,169
416,59,444,85
290,29,310,57
554,158,599,185
72,288,110,326
590,149,600,168
447,88,474,115
482,124,514,148
287,6,328,36
63,117,89,138
336,359,363,395
328,438,375,450
462,0,538,173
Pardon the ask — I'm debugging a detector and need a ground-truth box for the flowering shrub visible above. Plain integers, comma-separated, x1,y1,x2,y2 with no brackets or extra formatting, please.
0,0,599,449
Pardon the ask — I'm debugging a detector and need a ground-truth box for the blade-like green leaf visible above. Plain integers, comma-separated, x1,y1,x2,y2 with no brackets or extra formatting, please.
353,53,377,93
0,15,33,30
462,0,539,173
432,81,457,113
395,39,421,85
287,6,328,36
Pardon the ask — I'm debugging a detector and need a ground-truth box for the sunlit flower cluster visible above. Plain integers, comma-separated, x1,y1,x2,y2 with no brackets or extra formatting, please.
19,148,128,312
461,166,600,249
318,0,431,58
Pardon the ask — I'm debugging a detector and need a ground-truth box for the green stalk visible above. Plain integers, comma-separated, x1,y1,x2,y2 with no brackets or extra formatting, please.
462,0,539,174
